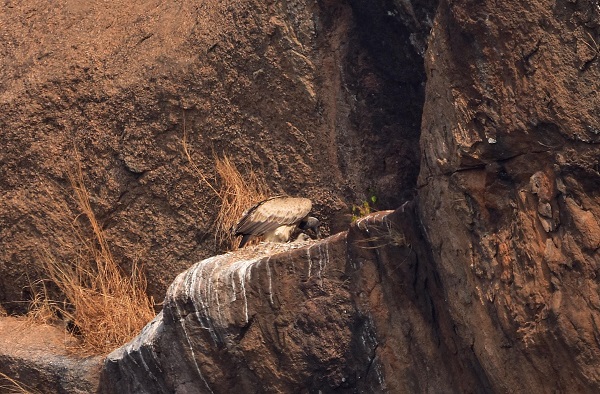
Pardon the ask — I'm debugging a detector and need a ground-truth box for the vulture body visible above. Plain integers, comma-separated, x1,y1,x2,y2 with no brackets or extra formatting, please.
233,196,320,248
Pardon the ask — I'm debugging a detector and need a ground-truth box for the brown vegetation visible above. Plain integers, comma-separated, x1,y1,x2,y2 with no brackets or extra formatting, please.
183,128,270,250
214,155,270,250
28,163,155,354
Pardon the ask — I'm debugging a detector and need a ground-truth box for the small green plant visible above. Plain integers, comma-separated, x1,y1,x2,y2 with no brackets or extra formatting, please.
351,192,378,222
352,201,372,221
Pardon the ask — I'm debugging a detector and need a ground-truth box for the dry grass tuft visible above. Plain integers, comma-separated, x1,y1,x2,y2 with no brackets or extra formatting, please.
29,162,155,354
183,125,270,250
26,276,63,325
0,371,41,394
214,155,270,249
354,219,408,249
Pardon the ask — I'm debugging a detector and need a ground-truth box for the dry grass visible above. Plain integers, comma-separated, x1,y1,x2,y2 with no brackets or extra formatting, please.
0,371,41,394
354,219,408,249
183,124,270,250
214,155,270,249
26,275,62,325
29,162,155,354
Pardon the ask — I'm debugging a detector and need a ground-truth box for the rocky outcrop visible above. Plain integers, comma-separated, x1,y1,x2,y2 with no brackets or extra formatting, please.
2,0,600,392
102,236,357,393
101,0,600,392
101,207,483,393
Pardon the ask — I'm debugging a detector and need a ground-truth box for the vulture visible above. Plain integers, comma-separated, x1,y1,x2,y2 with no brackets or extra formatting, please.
233,196,320,248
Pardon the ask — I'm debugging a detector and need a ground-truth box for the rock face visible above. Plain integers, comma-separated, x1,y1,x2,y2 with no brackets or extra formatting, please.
102,236,360,393
101,207,481,393
418,0,600,391
0,0,426,312
101,0,600,392
2,0,600,392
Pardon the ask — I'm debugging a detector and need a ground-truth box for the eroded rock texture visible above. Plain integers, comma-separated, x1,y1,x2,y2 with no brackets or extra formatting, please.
2,0,600,392
419,0,600,391
0,318,102,393
102,208,477,393
0,0,427,312
101,235,363,392
103,0,600,392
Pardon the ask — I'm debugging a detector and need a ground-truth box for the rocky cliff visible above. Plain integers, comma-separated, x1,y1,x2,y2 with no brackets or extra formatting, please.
1,0,600,392
0,318,101,393
419,0,600,391
101,208,480,393
0,0,426,313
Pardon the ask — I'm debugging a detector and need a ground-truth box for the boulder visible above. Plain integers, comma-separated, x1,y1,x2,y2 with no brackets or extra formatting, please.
0,317,102,393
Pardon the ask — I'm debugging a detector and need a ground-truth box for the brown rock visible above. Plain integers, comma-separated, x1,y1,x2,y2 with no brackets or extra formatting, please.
0,317,102,393
0,0,425,315
2,0,600,392
418,0,600,391
565,197,600,251
101,207,483,393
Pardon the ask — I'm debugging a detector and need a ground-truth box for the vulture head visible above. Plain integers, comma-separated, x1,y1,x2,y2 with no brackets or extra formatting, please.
233,196,321,248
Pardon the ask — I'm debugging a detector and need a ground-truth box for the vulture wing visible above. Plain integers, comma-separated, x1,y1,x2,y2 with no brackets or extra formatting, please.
233,196,312,236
